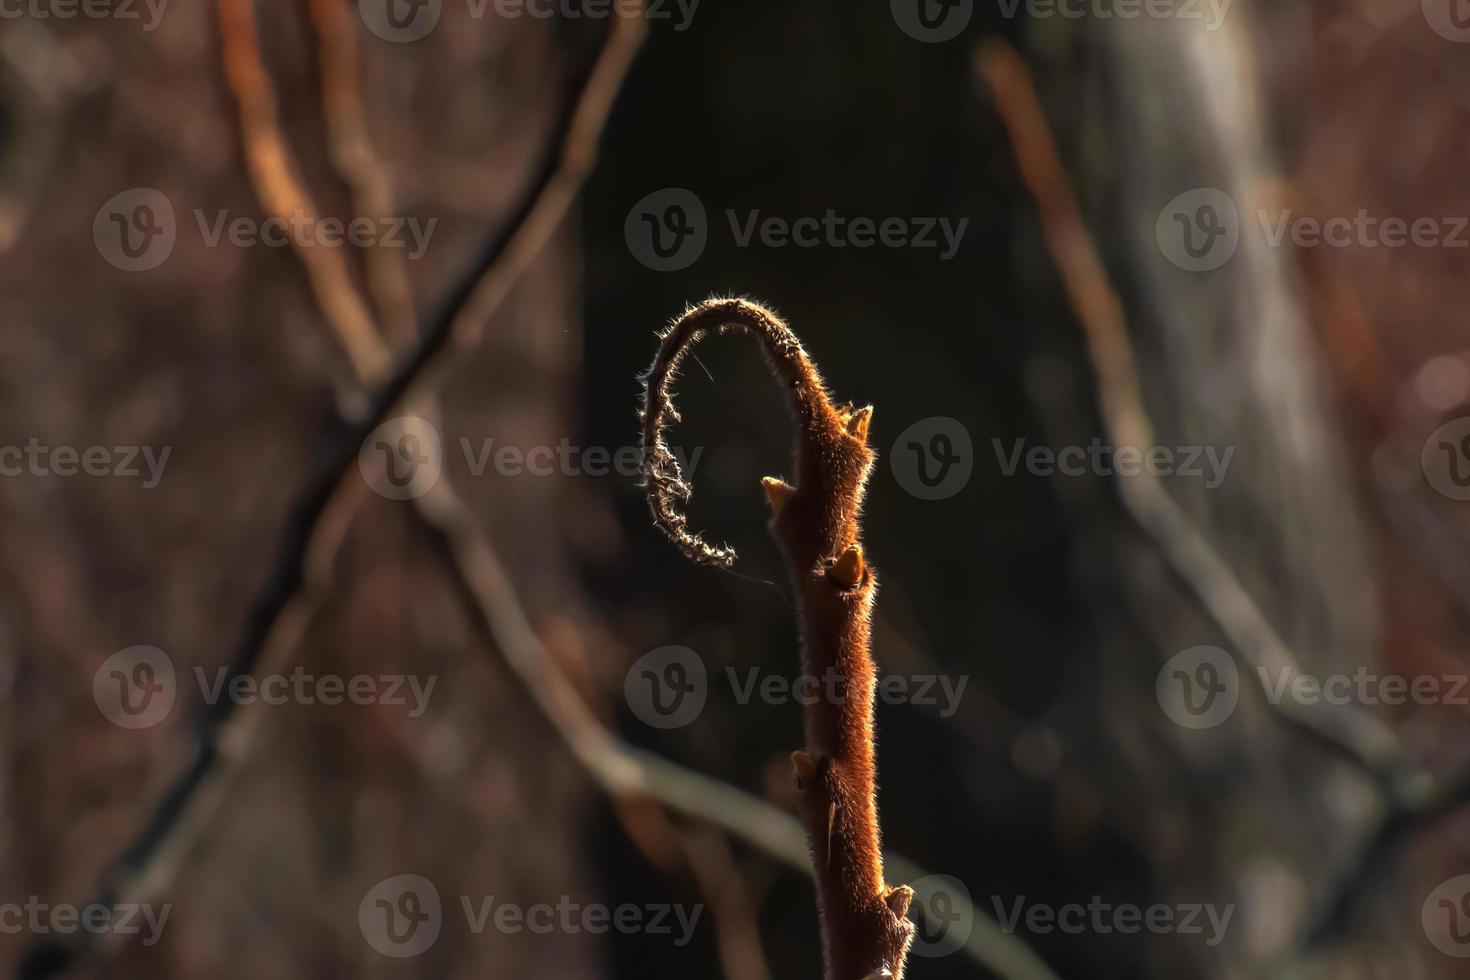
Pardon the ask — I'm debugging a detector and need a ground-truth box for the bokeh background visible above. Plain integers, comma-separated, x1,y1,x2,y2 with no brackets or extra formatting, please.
4,0,1470,977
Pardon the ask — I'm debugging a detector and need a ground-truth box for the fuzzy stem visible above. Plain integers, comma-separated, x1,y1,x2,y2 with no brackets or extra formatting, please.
640,298,915,980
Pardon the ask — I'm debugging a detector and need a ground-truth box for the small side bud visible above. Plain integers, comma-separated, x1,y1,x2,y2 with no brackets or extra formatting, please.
829,544,865,588
846,405,873,443
883,884,915,919
762,477,796,517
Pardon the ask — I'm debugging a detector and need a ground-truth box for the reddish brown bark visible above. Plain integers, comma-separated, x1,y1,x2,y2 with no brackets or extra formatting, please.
641,298,914,980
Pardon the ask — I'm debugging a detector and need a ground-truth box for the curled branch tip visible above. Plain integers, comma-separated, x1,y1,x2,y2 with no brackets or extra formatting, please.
639,297,828,568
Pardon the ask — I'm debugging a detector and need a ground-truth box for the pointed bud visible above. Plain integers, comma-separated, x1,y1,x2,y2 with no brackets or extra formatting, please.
847,405,873,443
884,884,915,919
829,544,865,588
762,476,796,517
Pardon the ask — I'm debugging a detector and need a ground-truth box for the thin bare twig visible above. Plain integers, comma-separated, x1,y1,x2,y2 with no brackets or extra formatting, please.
974,37,1470,956
226,9,784,979
307,0,417,349
299,9,774,972
219,0,388,383
254,9,779,975
975,39,1418,796
15,18,639,980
